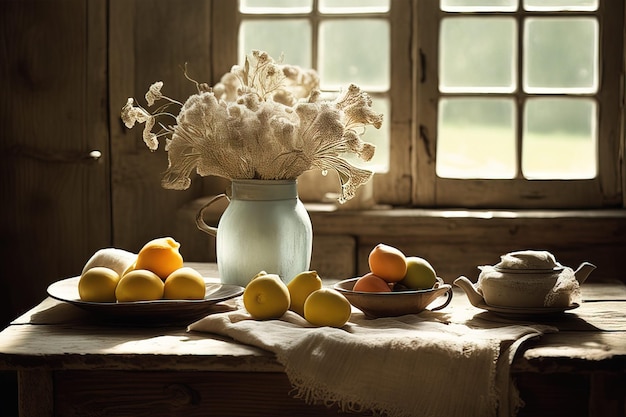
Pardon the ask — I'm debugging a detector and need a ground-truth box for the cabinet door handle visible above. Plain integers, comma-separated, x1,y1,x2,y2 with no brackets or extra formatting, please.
7,144,102,163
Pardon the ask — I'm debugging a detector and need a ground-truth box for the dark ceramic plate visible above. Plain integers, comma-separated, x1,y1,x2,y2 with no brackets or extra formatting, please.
47,276,243,324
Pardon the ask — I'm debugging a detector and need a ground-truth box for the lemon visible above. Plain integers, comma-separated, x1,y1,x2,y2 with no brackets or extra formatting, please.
304,288,352,328
287,270,323,316
135,237,184,280
78,267,120,302
400,257,437,290
115,269,164,302
163,267,206,300
243,273,290,320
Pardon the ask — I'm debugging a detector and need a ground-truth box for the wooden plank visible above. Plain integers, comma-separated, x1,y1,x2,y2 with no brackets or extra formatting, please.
55,370,361,416
597,0,625,206
513,332,626,373
515,372,590,417
413,0,439,205
305,208,626,282
374,0,413,205
18,370,53,417
589,372,626,417
310,235,357,279
0,0,110,327
109,0,212,254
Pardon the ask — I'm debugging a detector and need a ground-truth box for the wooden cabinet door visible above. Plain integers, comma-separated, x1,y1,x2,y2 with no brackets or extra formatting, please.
0,0,110,326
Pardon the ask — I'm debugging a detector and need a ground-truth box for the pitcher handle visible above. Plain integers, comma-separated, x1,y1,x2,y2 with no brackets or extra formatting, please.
429,284,454,311
195,194,229,237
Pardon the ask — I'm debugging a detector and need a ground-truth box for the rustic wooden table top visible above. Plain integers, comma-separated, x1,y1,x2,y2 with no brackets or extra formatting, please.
0,263,625,375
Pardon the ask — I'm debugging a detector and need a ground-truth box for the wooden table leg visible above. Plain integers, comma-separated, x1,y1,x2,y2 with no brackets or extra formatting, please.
589,372,626,417
18,370,53,417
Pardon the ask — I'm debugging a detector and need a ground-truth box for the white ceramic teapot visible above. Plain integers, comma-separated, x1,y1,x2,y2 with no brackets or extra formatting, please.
454,250,596,308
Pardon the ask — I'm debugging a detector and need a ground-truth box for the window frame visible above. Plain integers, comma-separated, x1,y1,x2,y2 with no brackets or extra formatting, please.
211,0,625,209
415,0,625,209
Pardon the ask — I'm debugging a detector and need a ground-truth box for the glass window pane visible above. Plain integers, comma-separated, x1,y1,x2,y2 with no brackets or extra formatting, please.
240,0,312,14
440,0,517,12
319,0,389,14
319,19,389,91
524,0,598,12
440,17,517,93
524,18,598,94
437,98,516,179
522,98,597,179
239,20,312,68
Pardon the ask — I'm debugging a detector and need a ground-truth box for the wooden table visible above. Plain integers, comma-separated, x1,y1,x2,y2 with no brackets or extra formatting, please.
1,264,625,417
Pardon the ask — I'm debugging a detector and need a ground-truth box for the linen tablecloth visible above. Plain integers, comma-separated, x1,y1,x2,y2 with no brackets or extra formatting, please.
189,298,554,417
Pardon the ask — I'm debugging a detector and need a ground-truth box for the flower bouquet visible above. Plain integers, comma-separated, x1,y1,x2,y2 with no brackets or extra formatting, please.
121,50,383,203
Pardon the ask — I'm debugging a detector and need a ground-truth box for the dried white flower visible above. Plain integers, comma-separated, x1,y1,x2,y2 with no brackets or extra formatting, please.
142,116,158,151
145,81,164,106
121,98,152,129
121,51,383,203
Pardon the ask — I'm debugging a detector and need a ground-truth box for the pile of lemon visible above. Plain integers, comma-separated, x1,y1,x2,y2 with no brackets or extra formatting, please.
79,237,206,302
243,271,352,328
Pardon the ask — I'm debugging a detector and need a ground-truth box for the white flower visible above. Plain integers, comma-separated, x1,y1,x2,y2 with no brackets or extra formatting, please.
121,51,383,203
145,81,164,106
121,98,151,129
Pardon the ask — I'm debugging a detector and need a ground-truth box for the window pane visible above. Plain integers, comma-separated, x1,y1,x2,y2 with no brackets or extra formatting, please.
522,98,597,179
319,19,389,91
524,18,598,94
440,0,517,12
240,0,312,14
440,17,516,93
319,0,390,14
437,98,516,179
524,0,598,12
239,20,312,68
341,96,390,173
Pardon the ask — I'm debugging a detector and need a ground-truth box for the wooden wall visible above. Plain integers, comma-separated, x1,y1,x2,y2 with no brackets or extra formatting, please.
0,0,110,328
108,0,216,253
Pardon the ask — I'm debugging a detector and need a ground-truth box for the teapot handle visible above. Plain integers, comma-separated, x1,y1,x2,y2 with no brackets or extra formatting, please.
195,194,229,237
428,284,453,311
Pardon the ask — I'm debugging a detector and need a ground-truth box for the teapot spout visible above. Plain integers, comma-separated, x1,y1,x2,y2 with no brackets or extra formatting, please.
574,262,596,285
453,276,486,308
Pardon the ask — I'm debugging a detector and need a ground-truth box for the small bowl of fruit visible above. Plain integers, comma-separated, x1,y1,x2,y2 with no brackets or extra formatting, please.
333,244,453,318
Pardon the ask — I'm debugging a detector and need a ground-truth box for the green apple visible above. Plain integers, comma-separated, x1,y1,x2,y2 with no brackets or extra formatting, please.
399,257,437,290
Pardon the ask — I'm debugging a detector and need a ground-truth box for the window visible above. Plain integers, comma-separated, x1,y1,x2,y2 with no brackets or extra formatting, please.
212,0,624,208
212,0,412,204
238,0,391,174
417,0,624,208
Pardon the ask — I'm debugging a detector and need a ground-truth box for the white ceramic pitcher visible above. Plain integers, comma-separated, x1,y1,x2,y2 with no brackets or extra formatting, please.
196,179,312,287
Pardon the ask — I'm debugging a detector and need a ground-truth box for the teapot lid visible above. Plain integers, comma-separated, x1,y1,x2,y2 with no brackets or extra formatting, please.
493,250,563,272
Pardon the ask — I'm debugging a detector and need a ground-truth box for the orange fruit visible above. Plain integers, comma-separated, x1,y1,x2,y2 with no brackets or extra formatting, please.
353,272,392,292
135,237,184,280
368,243,408,283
